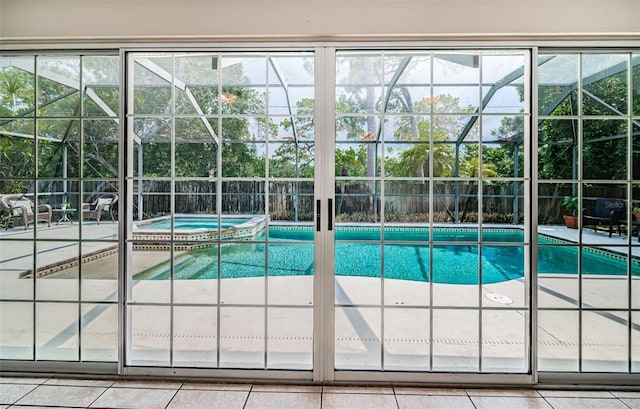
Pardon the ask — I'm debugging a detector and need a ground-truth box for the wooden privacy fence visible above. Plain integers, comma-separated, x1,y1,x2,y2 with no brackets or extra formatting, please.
137,180,315,220
135,180,527,223
27,180,633,224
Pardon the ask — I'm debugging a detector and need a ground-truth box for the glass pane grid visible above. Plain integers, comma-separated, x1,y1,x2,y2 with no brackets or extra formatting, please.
536,52,637,374
1,53,120,363
334,49,530,374
4,48,637,380
126,51,315,370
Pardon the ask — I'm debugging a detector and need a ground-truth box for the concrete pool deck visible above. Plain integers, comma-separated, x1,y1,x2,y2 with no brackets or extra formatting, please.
0,222,639,372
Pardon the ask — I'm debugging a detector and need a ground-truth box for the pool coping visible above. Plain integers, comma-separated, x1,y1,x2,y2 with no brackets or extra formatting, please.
19,244,119,279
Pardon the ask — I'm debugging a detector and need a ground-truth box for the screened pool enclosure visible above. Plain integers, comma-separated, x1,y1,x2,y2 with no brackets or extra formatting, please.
0,49,638,384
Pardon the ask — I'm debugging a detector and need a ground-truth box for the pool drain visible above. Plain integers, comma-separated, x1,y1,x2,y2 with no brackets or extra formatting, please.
486,292,512,304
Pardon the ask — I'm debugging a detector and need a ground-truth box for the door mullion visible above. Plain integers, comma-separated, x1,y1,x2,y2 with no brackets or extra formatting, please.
313,46,336,382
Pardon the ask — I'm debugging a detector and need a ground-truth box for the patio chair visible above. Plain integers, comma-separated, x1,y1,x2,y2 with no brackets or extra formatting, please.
0,194,52,230
582,198,625,237
82,193,118,224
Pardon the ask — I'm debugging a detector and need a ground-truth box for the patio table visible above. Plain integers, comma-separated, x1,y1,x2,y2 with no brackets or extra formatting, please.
54,208,77,224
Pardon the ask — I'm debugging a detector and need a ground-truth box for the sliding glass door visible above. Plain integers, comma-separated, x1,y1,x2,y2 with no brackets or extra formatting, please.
333,50,531,374
126,52,316,370
0,53,120,365
3,46,636,383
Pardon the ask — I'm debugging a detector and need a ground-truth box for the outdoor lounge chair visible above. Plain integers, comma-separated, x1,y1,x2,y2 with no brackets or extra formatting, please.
82,193,118,224
582,198,625,237
0,194,52,230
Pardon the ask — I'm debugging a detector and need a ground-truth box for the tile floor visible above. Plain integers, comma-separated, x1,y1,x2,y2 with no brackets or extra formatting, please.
1,376,640,409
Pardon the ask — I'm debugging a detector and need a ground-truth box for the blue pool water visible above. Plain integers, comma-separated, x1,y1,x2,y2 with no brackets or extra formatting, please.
135,227,639,284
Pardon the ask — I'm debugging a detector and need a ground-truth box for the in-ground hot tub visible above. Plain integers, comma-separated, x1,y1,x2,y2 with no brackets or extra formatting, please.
132,215,267,250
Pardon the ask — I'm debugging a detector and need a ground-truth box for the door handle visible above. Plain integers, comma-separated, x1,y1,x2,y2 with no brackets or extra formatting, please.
316,199,321,232
317,199,333,231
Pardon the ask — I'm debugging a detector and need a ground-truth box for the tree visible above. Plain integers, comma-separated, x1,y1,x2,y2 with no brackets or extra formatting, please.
1,57,122,196
384,118,456,178
1,66,36,191
270,98,315,179
459,145,498,178
538,61,639,181
384,95,472,178
335,145,368,177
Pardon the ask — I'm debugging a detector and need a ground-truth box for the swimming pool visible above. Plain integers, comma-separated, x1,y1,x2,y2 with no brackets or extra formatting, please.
134,226,640,284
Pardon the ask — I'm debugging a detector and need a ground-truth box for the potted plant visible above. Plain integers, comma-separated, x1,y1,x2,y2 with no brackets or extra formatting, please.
562,196,579,229
633,205,640,221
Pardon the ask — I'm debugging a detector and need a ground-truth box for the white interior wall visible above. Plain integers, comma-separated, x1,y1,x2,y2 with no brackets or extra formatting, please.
1,0,639,43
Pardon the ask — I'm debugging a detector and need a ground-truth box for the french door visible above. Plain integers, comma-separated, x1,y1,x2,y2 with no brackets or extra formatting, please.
124,48,532,381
